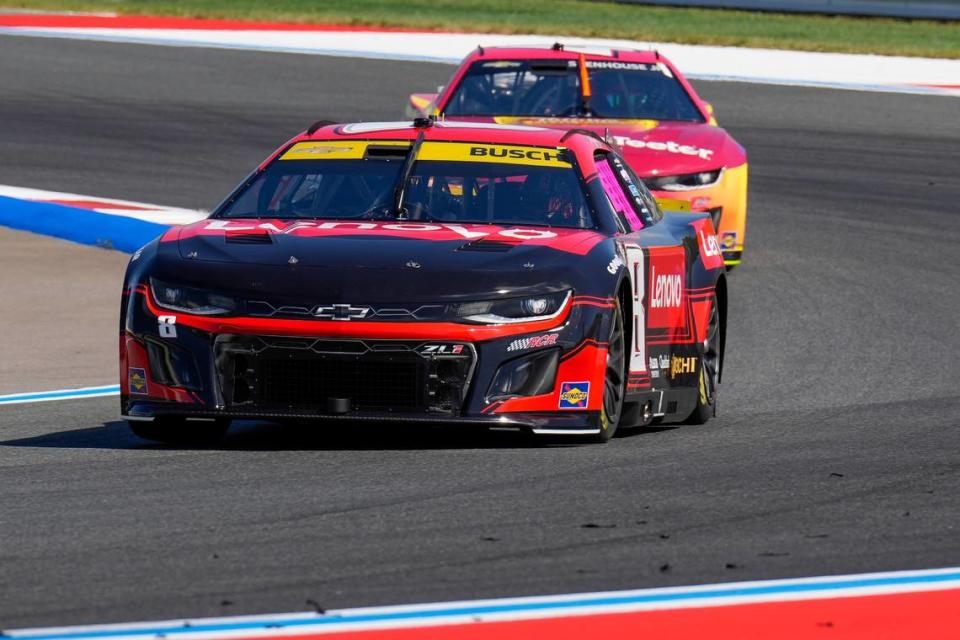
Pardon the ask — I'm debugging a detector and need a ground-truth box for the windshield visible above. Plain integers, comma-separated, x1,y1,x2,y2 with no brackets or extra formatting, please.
217,139,594,229
443,59,704,122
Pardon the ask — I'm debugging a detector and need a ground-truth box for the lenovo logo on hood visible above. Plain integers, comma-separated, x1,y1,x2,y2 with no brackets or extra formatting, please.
202,220,558,240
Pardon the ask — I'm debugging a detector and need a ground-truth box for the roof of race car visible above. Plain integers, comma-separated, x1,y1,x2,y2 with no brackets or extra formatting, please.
295,120,610,150
466,44,667,65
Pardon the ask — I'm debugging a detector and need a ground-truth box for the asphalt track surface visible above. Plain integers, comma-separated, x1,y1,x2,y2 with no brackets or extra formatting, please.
1,36,959,628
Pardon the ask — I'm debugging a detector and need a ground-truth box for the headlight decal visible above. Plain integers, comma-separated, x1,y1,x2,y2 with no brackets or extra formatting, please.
457,291,572,325
150,278,238,316
645,168,723,192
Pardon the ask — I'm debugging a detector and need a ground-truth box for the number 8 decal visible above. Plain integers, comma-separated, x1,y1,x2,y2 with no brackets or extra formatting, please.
158,315,177,338
624,245,646,373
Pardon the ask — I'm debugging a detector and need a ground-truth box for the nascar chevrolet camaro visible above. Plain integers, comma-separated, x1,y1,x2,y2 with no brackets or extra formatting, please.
407,44,748,267
120,119,727,444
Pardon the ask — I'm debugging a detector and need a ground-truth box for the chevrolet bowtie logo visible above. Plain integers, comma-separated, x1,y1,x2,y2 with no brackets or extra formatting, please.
314,304,370,321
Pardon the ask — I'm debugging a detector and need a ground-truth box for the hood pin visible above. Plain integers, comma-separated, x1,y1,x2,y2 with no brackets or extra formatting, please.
187,251,198,259
523,262,535,270
288,256,299,265
406,260,421,269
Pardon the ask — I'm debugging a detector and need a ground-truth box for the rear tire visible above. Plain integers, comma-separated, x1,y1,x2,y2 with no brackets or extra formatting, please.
590,300,627,443
687,291,721,425
128,417,229,445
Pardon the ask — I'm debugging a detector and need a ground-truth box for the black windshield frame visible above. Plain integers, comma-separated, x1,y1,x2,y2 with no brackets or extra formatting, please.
212,140,601,230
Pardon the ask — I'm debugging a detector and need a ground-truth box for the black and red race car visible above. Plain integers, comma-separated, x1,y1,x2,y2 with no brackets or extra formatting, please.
120,119,728,444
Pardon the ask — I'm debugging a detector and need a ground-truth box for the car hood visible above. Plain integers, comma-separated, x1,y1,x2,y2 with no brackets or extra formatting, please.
154,218,605,303
481,116,746,175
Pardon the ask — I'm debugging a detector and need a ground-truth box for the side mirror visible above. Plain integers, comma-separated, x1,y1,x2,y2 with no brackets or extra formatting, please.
405,92,440,119
703,101,718,125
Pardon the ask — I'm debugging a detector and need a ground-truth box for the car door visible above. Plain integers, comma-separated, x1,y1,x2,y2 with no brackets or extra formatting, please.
594,151,687,385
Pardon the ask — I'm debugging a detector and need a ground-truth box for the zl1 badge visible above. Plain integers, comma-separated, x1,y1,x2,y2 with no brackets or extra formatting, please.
559,381,590,409
129,368,148,395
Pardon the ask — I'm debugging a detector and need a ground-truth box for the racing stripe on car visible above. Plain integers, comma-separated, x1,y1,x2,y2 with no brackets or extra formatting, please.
136,287,573,342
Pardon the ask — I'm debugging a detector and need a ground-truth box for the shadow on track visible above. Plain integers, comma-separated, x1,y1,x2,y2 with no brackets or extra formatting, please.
0,419,671,452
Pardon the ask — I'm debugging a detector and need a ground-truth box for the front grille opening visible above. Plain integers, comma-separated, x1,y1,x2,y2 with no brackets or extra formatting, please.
258,356,425,411
216,337,473,416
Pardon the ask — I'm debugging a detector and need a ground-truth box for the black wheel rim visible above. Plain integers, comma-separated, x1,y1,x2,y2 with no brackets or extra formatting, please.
603,308,626,427
701,295,721,404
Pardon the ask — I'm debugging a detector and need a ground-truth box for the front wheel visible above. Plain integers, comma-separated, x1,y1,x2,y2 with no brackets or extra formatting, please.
128,417,230,445
590,300,627,443
687,291,721,424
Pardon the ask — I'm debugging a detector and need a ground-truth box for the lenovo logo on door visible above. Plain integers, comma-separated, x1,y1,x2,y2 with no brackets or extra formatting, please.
647,249,685,329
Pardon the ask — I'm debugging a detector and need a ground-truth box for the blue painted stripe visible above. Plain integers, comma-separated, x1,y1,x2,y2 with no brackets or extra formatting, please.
11,569,960,639
0,385,120,404
0,196,168,253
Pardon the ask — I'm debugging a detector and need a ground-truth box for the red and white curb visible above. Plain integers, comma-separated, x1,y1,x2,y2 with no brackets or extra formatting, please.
6,567,960,640
0,13,958,97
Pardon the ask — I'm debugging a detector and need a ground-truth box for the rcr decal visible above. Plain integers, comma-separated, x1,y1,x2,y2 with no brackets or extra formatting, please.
158,315,177,338
506,333,559,352
612,136,714,160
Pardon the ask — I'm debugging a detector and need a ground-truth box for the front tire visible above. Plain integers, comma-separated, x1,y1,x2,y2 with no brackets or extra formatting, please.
128,417,229,445
590,300,627,443
687,291,721,424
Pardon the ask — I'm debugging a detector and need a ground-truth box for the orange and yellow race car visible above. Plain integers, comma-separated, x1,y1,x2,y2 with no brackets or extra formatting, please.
407,44,748,267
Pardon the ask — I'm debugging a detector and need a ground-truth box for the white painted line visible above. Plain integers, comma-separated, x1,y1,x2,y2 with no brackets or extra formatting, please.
6,567,960,640
0,385,120,405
